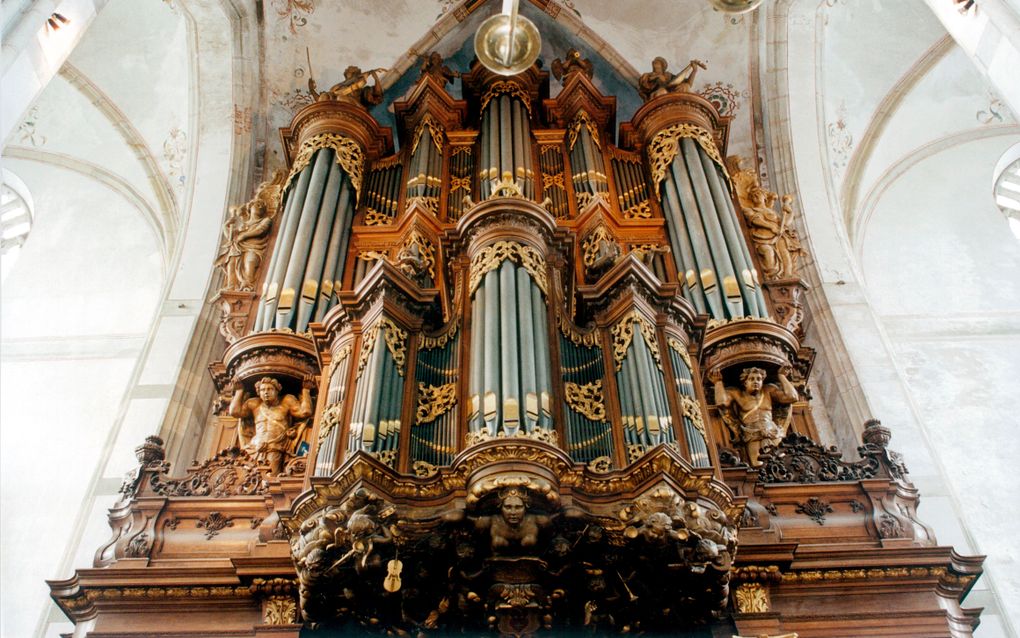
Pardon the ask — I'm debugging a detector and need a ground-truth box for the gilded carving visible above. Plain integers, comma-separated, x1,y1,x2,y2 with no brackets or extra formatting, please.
564,380,607,421
679,395,706,436
308,65,385,107
364,208,393,226
397,230,436,282
568,110,601,150
622,201,652,219
581,225,620,283
480,80,532,115
286,133,365,203
358,318,408,377
263,596,297,625
412,460,439,478
406,195,440,216
733,583,770,613
648,123,728,196
465,427,559,447
610,311,663,371
667,337,693,370
558,315,600,348
469,241,548,297
318,403,344,443
411,114,445,155
420,319,459,350
416,382,458,424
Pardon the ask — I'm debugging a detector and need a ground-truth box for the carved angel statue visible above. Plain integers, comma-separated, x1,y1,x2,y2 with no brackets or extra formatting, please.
638,57,707,102
741,186,805,280
309,65,386,107
214,170,285,292
710,366,798,466
419,52,460,86
551,47,594,81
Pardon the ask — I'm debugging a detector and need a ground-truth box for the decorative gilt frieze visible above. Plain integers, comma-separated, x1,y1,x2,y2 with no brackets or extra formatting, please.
420,319,459,350
564,380,607,421
286,132,365,202
264,597,298,625
647,123,728,197
568,110,601,149
465,427,559,447
357,318,409,377
411,114,445,155
558,315,600,348
469,241,549,297
610,311,662,371
480,81,532,115
357,326,379,378
416,382,457,425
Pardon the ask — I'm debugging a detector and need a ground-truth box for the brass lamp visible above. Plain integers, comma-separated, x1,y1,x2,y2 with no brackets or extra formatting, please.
474,0,541,76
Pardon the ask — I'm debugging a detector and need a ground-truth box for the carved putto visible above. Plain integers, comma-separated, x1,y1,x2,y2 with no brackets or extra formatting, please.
638,57,707,102
418,51,459,86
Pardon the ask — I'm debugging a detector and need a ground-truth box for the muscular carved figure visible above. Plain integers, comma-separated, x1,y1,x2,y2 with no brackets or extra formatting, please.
638,57,707,102
215,198,274,291
229,376,314,474
309,65,385,107
710,366,798,466
741,185,804,280
472,488,551,554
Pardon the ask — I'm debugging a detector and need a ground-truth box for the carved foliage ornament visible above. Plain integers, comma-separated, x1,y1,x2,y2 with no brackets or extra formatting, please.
648,123,729,197
416,382,458,424
564,380,607,421
364,208,393,226
420,318,459,351
581,225,614,268
558,315,600,348
679,395,706,436
357,318,408,378
667,336,693,370
401,230,437,280
264,597,298,625
469,241,548,297
757,432,880,484
734,583,770,613
568,110,601,150
610,311,662,371
623,201,652,219
411,113,445,156
286,133,365,203
480,80,533,115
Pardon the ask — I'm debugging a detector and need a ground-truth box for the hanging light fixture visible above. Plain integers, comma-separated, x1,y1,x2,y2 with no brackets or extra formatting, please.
474,0,541,76
708,0,763,14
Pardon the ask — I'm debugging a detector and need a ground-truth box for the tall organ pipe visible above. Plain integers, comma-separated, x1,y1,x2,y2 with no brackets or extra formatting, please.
658,137,766,319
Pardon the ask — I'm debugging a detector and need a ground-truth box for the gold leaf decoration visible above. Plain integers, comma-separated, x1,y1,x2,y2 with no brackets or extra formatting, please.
647,123,728,198
568,110,601,150
481,80,532,115
679,396,706,436
416,382,458,425
469,241,548,297
564,380,607,422
734,583,771,613
610,311,662,371
411,114,445,155
286,133,365,203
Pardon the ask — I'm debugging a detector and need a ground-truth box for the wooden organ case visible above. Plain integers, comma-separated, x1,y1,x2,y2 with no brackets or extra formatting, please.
49,51,984,638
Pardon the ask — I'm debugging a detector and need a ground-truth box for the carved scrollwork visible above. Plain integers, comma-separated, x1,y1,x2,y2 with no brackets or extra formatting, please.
124,532,150,559
420,318,459,350
623,201,652,219
480,80,532,115
564,380,607,421
757,432,880,484
587,456,612,473
286,133,365,202
358,318,408,378
196,512,234,539
264,597,298,625
466,427,559,447
412,460,439,478
558,315,600,348
678,395,706,436
148,448,268,497
318,404,344,443
795,498,832,526
469,241,548,297
364,208,393,226
568,110,601,150
648,123,728,197
610,311,662,371
416,382,458,425
667,337,693,370
411,113,445,155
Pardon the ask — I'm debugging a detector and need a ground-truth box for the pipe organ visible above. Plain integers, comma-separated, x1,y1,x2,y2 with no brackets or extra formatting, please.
50,47,984,638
